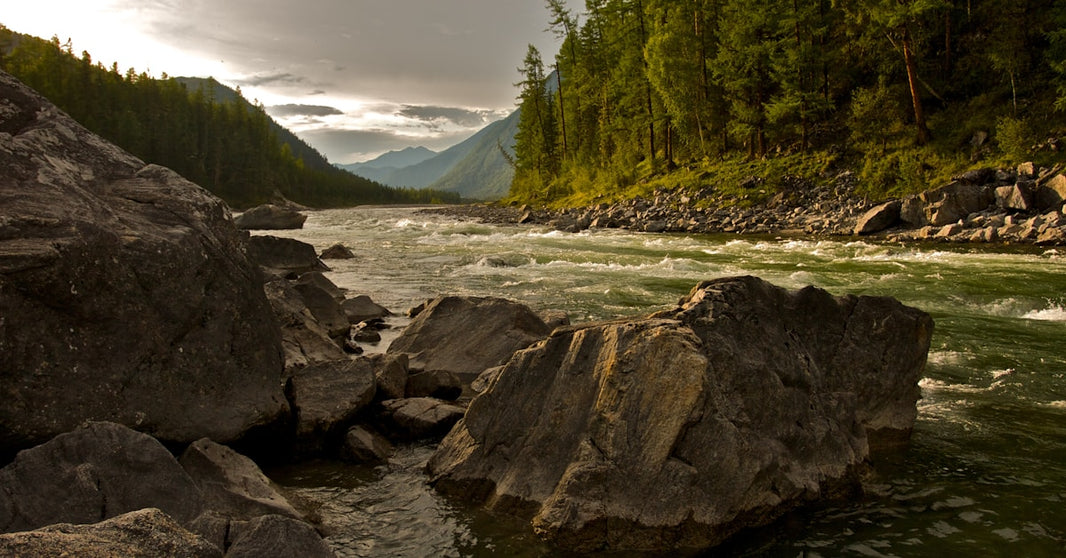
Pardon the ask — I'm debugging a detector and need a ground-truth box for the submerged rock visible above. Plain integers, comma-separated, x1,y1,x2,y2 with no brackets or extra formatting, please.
428,276,932,552
0,71,288,455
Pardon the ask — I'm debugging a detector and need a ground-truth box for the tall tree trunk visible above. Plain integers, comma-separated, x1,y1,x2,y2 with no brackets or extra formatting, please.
636,0,655,162
901,27,931,145
555,63,568,161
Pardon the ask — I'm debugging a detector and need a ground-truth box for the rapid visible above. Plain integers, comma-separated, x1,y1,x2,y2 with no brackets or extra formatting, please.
263,205,1066,557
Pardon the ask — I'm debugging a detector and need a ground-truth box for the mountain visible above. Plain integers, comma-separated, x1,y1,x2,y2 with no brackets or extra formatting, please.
343,146,437,171
339,110,518,200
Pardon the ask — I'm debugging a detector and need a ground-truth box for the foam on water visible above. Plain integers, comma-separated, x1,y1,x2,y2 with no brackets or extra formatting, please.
1022,304,1066,321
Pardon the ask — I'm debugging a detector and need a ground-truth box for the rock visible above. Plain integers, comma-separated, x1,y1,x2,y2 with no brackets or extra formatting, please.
0,422,205,533
294,281,351,338
1018,161,1036,177
1036,227,1066,245
179,439,301,521
428,276,932,552
936,223,964,238
263,278,347,370
406,370,463,400
320,242,357,259
900,181,994,227
1034,174,1066,211
341,425,393,464
371,353,410,401
379,398,465,440
296,271,346,300
246,235,329,277
995,183,1034,211
539,310,571,330
234,204,307,230
471,366,504,394
226,514,335,558
342,295,393,324
387,296,552,382
0,72,288,454
286,359,377,452
0,508,221,558
853,200,901,235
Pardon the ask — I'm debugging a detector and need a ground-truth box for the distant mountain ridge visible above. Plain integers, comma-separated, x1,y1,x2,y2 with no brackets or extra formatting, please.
339,110,519,200
346,146,437,170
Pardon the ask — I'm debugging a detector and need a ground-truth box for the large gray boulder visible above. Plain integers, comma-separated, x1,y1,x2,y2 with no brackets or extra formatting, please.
226,514,335,558
246,235,329,277
387,296,552,381
0,71,287,454
264,278,348,370
853,200,901,235
428,276,932,552
179,438,302,521
900,181,994,226
0,422,205,533
234,204,307,230
285,359,377,453
0,508,221,558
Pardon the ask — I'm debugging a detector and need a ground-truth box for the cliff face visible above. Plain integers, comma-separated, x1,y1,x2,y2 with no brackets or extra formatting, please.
0,70,288,455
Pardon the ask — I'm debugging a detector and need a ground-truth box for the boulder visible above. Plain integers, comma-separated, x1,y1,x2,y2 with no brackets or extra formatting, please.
286,359,377,452
296,271,347,300
853,200,901,235
0,508,221,558
225,514,335,558
341,425,393,464
900,181,994,227
0,71,288,454
246,235,329,277
320,243,357,259
1034,174,1066,211
371,353,410,401
428,276,932,552
387,296,552,381
379,398,465,440
996,182,1034,211
179,439,301,521
234,204,307,230
293,281,351,338
263,278,348,370
0,422,205,533
406,370,463,400
341,295,393,324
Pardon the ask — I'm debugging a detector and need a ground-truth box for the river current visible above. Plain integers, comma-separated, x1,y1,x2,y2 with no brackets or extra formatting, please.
261,205,1066,557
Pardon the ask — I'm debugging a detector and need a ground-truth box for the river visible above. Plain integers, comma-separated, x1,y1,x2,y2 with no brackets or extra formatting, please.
261,205,1066,557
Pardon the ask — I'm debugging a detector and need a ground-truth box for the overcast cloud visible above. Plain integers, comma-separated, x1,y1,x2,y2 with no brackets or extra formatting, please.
2,0,581,162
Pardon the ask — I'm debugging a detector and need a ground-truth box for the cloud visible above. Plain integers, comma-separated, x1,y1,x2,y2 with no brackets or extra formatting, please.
233,71,310,88
397,105,495,128
267,104,343,117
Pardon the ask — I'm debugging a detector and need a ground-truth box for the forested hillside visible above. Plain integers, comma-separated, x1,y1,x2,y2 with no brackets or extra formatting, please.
513,0,1066,207
0,28,461,208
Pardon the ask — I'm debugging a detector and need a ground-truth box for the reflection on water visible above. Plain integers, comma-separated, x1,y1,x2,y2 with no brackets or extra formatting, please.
260,206,1066,557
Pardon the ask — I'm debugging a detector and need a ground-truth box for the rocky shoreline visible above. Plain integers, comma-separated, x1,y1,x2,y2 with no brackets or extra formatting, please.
428,163,1066,247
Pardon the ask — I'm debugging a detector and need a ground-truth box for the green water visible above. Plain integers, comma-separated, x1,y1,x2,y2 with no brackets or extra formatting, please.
264,206,1066,556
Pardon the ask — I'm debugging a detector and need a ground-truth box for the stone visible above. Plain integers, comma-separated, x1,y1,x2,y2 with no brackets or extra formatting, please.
286,359,377,452
246,235,329,277
936,223,964,238
178,439,301,521
296,271,346,300
995,183,1034,211
263,278,347,370
406,370,463,400
371,353,410,401
320,243,357,259
0,422,205,533
539,310,571,330
379,398,465,440
0,71,288,454
1036,227,1066,245
853,200,901,235
225,514,334,558
294,281,351,338
341,425,393,464
900,181,994,227
1018,161,1036,177
342,295,393,324
1034,174,1066,211
0,508,221,558
428,276,932,552
233,204,307,230
387,296,552,382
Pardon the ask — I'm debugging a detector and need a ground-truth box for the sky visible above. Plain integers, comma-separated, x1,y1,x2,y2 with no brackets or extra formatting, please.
2,0,581,163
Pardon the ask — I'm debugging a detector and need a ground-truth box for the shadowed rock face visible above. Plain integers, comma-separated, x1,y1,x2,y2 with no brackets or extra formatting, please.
428,276,932,552
0,70,287,455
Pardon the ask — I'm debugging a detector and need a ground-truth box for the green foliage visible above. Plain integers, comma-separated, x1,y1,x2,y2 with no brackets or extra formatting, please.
509,0,1066,207
0,27,459,208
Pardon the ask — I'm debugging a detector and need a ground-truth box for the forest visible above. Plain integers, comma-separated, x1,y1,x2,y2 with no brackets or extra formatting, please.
512,0,1066,207
0,28,461,208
